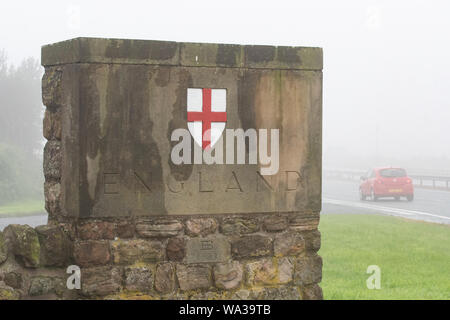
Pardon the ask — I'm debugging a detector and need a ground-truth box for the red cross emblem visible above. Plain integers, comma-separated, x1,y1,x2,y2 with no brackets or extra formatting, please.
187,88,227,150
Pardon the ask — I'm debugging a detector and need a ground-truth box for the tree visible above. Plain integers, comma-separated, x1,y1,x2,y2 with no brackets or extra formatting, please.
0,51,44,204
0,53,43,155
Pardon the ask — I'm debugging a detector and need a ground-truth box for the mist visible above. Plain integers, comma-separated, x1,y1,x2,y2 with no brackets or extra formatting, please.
1,0,449,173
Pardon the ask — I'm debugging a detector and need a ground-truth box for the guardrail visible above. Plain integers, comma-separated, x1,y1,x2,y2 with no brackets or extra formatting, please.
410,175,450,190
324,168,450,191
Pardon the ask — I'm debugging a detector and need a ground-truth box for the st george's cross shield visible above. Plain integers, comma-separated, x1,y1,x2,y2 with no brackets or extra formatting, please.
187,88,227,150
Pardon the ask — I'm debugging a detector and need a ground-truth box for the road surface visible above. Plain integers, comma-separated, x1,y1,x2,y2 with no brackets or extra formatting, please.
0,215,47,231
323,179,450,224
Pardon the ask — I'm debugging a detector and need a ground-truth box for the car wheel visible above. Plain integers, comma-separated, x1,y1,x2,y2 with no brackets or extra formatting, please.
360,189,366,201
371,189,378,201
394,196,400,201
406,194,414,202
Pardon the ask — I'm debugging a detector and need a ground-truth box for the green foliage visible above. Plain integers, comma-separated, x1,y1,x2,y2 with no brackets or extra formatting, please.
0,51,43,155
0,50,44,205
0,144,43,205
0,199,44,217
319,214,450,299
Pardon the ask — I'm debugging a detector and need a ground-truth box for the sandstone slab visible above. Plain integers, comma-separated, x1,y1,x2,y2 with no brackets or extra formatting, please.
274,232,305,257
294,254,323,285
245,258,278,286
111,239,164,265
213,261,243,290
186,237,230,264
231,235,272,259
176,264,212,291
81,266,122,297
73,240,110,267
41,38,322,218
154,262,175,294
185,218,218,237
124,267,153,292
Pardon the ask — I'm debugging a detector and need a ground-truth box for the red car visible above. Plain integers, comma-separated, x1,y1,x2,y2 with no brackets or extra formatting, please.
359,167,414,201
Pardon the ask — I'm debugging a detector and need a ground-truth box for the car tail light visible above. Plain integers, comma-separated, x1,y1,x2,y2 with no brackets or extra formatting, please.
376,179,383,184
406,179,412,184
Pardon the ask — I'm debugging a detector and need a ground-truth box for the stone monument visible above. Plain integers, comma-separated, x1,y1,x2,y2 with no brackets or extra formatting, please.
0,38,323,300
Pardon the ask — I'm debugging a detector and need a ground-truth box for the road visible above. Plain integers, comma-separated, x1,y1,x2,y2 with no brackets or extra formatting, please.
323,179,450,224
0,179,449,230
0,215,47,231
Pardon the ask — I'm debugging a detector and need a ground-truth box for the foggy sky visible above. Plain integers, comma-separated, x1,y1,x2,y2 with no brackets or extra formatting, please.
1,0,449,169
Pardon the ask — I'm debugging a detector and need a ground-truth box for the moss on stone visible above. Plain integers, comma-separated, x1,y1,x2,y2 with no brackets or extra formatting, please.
0,231,7,264
4,224,41,268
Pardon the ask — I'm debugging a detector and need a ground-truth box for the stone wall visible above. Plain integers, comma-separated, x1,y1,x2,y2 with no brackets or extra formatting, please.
0,38,323,300
1,214,322,299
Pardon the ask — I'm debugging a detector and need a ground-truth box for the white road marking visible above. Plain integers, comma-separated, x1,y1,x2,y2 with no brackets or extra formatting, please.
323,198,450,221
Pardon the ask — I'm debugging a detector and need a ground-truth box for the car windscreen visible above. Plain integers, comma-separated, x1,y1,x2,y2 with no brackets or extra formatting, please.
379,168,407,178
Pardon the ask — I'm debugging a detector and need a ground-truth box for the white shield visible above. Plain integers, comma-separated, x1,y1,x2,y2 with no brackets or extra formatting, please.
187,88,227,150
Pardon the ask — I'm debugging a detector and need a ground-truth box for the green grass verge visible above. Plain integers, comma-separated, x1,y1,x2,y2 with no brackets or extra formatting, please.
0,199,46,217
319,214,450,299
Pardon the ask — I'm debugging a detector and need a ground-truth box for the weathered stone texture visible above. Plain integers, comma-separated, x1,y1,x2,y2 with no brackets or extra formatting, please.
303,230,321,252
43,140,61,181
43,108,61,140
154,262,175,294
213,261,243,290
229,289,256,300
42,67,63,109
4,272,22,289
180,42,243,68
42,38,322,69
185,218,218,237
28,276,65,297
263,216,288,232
221,218,260,235
231,235,272,258
44,181,61,216
290,214,320,231
257,286,301,300
0,283,20,300
176,264,212,291
245,259,278,286
73,240,110,267
274,232,306,257
36,225,72,267
190,291,226,300
4,225,40,268
294,254,323,285
116,221,135,239
185,237,230,264
0,231,7,264
81,266,122,297
124,267,153,292
136,220,183,238
166,237,185,262
111,239,164,265
278,257,294,284
301,283,323,300
78,221,115,240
